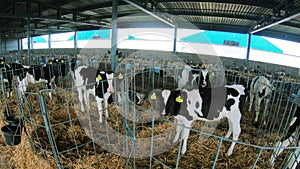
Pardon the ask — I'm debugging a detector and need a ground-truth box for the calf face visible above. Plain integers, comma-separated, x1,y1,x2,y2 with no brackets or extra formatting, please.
95,70,114,96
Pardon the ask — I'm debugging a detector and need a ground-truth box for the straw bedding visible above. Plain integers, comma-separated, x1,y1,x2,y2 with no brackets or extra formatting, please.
0,83,291,169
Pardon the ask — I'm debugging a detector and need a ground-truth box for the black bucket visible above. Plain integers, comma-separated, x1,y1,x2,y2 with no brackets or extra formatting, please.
1,125,22,146
5,116,22,127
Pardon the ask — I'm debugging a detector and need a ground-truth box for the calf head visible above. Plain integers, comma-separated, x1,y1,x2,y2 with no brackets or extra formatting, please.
178,66,192,88
197,68,209,88
149,89,184,116
95,70,114,94
177,66,210,90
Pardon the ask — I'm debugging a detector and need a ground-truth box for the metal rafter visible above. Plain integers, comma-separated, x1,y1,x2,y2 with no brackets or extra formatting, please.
167,9,262,21
250,10,300,34
152,0,277,9
123,0,175,27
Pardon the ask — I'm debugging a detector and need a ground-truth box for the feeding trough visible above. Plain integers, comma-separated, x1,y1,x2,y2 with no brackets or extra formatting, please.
1,125,22,146
5,116,22,127
1,116,23,146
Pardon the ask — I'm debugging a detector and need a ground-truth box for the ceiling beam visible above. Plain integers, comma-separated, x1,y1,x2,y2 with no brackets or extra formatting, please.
71,1,128,12
191,22,250,33
168,9,262,21
250,11,300,34
123,0,175,28
153,0,276,9
0,13,104,27
255,29,300,43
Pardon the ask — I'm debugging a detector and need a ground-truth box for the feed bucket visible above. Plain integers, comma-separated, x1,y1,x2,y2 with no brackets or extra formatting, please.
1,125,22,146
5,116,22,127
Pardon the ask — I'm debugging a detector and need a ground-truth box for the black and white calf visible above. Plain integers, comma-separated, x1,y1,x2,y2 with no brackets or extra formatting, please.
149,84,246,156
18,65,56,98
0,58,59,98
248,76,274,125
270,106,300,169
74,65,114,123
0,59,27,97
177,65,209,90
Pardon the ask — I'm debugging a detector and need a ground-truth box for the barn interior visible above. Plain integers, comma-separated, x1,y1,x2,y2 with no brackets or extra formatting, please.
0,0,300,169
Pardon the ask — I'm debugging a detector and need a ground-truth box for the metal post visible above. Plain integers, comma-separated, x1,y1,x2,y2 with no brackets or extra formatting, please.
74,30,78,57
4,39,6,52
0,36,2,54
39,92,63,169
20,37,23,51
48,32,52,57
245,33,252,65
17,37,20,51
111,0,118,72
27,17,31,65
173,26,178,54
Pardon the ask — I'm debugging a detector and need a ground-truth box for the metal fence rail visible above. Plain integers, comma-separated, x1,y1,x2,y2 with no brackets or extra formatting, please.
0,55,299,169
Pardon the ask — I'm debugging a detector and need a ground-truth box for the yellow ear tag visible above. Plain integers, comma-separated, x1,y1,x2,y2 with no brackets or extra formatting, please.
118,73,123,79
61,60,64,63
97,74,102,81
211,72,215,76
1,61,4,64
150,93,156,100
176,96,183,103
49,61,53,65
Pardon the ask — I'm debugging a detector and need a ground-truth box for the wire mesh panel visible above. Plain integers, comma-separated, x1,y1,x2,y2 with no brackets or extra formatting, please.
1,53,300,169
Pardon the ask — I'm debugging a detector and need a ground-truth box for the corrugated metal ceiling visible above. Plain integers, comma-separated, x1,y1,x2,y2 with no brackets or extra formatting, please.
0,0,299,43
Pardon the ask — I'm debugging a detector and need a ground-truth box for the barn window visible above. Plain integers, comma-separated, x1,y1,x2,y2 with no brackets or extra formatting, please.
224,40,239,46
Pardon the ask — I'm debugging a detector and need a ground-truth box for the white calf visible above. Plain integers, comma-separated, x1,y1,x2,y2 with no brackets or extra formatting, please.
248,76,274,125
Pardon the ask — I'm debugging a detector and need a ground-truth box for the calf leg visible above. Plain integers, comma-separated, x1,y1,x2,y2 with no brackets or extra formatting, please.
227,111,241,156
181,121,192,154
262,98,270,125
77,87,84,112
46,82,52,99
248,91,254,112
270,135,295,165
96,96,104,123
104,93,111,119
83,89,90,111
173,123,183,143
225,118,233,139
286,142,300,169
254,96,262,123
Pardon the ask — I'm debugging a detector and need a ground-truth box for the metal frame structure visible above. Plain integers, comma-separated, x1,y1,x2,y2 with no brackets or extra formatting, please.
0,0,299,43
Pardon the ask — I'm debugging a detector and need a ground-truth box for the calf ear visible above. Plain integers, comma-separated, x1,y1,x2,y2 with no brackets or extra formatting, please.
0,58,5,64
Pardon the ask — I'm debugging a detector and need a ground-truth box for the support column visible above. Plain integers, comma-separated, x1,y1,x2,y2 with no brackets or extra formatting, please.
20,37,23,50
48,32,52,57
173,26,178,54
27,17,31,65
0,36,2,54
4,39,6,52
17,37,20,51
245,33,252,65
74,30,78,57
111,0,118,71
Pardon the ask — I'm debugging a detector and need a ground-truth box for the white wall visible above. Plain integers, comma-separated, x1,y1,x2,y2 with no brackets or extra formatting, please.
0,38,20,53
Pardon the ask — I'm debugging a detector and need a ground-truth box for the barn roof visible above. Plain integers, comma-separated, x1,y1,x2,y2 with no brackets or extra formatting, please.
0,0,299,43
